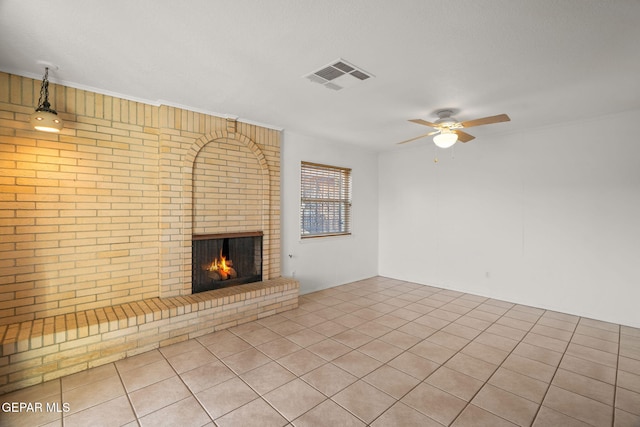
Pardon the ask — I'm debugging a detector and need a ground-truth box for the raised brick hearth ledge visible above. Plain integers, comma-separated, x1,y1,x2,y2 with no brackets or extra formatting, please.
0,278,299,394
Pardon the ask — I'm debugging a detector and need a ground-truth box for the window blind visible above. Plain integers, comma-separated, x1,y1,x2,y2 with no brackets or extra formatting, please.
300,161,352,238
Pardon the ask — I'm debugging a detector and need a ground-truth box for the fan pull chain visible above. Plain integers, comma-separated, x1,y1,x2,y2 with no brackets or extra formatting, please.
433,145,438,163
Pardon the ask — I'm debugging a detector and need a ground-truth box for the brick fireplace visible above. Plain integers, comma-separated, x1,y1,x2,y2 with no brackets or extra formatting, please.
158,117,283,299
0,72,298,393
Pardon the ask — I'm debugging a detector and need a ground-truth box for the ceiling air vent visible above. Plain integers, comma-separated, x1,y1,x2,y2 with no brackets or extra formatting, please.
304,59,373,91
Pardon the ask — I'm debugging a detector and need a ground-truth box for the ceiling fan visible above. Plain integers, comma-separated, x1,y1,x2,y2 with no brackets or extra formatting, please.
398,109,511,148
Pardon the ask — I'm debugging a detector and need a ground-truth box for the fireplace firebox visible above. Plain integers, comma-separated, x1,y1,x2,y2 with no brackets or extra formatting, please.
192,232,263,293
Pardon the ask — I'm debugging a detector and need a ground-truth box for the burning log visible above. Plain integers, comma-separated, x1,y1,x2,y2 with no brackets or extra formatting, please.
207,267,237,281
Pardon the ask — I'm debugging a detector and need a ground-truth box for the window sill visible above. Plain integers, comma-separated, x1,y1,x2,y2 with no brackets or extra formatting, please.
300,233,352,241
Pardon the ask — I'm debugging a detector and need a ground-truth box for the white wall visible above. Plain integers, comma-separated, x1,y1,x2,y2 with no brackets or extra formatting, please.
281,132,379,294
379,109,640,328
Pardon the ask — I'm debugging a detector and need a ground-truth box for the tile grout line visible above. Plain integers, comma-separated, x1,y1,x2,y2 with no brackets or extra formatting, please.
160,343,218,426
611,324,621,427
528,313,581,426
547,321,625,418
113,360,143,427
460,306,623,425
446,297,543,426
325,282,455,425
332,286,450,425
353,284,549,425
534,316,620,426
170,285,629,426
199,285,624,421
58,377,64,426
183,281,624,425
276,294,413,424
363,287,525,426
59,362,143,426
226,320,331,424
280,281,450,425
365,305,475,425
194,330,286,424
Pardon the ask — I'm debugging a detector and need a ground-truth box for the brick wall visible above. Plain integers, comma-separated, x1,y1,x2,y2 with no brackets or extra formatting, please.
0,72,282,326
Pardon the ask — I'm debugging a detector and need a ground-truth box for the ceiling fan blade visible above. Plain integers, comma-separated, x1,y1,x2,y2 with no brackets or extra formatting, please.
454,130,475,143
397,132,433,145
460,114,510,128
409,119,438,128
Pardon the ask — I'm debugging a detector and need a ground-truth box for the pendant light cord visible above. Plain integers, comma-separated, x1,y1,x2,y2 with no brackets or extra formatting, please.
36,67,53,112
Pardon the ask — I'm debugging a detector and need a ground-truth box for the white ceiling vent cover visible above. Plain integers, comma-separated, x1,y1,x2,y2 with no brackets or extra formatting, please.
304,59,374,90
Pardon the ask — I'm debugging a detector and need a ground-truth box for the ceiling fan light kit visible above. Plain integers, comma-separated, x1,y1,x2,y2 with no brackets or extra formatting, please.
433,129,458,148
399,109,510,149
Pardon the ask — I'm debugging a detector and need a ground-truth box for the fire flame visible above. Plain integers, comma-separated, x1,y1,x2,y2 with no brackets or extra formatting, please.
209,249,231,273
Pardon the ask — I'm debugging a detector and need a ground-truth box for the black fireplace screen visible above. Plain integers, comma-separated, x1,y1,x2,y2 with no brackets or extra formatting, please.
192,233,262,293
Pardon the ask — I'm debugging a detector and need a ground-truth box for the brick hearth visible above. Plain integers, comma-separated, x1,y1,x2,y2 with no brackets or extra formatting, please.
0,278,298,394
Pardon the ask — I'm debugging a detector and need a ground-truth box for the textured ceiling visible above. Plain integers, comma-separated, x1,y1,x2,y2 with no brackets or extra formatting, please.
1,0,639,150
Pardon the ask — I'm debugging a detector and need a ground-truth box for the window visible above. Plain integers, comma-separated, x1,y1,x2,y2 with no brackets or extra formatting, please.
300,161,352,238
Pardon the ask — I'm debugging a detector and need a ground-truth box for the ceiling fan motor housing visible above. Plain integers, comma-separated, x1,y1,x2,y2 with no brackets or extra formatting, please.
435,109,459,128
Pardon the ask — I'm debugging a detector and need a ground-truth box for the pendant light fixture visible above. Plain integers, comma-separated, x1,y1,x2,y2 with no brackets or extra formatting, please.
30,67,63,133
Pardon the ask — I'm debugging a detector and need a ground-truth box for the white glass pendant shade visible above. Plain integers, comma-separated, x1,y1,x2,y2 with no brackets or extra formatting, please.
433,131,458,148
30,109,63,133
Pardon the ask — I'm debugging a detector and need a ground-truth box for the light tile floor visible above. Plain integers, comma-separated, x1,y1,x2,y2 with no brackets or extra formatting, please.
1,276,639,427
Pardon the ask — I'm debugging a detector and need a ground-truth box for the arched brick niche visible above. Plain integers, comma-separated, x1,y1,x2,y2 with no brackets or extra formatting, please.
192,135,269,234
158,127,280,298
